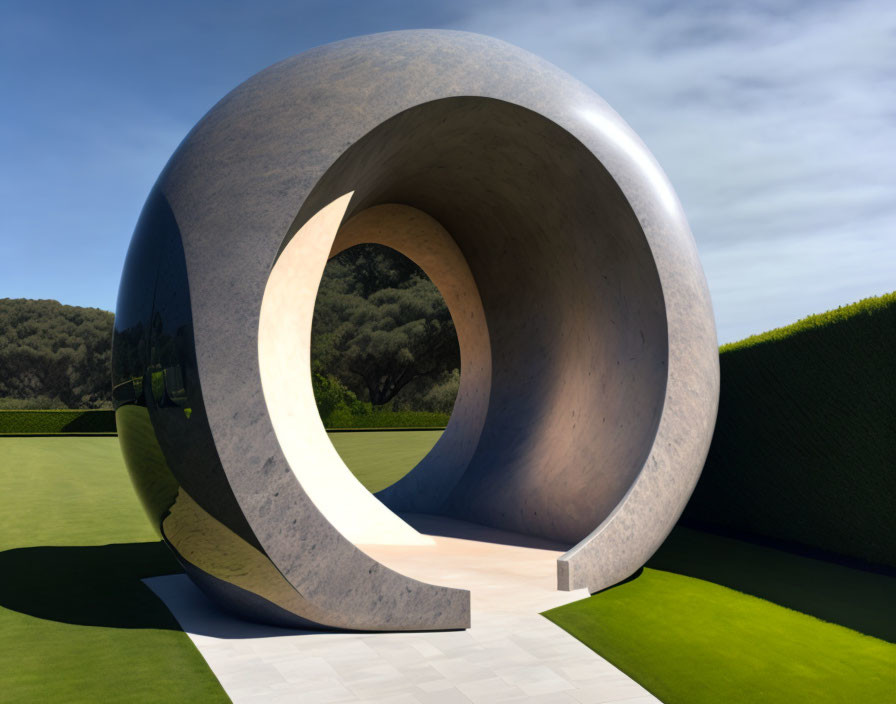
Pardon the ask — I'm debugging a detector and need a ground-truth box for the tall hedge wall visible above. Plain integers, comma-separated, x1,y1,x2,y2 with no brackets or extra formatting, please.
681,292,896,568
323,409,449,430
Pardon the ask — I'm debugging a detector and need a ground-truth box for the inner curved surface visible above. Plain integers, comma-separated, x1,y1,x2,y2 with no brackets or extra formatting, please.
330,205,492,512
259,193,433,547
290,96,669,547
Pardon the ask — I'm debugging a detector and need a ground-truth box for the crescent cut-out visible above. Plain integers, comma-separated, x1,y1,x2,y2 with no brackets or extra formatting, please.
113,30,719,631
259,193,436,547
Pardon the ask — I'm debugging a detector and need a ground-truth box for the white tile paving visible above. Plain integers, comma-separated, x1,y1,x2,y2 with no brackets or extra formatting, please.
145,515,660,703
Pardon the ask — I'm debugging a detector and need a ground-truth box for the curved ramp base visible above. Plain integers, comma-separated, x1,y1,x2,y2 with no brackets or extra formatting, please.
145,516,660,702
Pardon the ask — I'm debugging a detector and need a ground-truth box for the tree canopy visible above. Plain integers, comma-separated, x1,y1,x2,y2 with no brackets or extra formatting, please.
0,298,114,408
0,245,461,414
311,244,460,407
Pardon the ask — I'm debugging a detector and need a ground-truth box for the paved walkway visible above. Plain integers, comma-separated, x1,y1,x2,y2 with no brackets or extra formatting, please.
146,515,660,703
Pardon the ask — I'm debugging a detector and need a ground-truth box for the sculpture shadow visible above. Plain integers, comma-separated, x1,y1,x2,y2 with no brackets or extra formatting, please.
0,542,337,639
0,542,185,630
6,530,891,643
60,413,116,434
646,526,896,643
400,512,572,551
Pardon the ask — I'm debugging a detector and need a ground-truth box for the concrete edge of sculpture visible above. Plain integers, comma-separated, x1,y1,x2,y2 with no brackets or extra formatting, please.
112,29,720,632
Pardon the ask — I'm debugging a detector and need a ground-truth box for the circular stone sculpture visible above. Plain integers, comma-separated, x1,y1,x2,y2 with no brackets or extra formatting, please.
113,30,719,632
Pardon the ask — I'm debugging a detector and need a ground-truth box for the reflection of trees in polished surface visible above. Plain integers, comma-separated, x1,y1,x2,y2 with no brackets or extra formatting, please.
113,188,283,621
312,244,460,408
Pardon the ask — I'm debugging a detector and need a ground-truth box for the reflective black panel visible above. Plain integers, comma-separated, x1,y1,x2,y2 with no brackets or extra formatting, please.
113,187,180,534
113,189,261,551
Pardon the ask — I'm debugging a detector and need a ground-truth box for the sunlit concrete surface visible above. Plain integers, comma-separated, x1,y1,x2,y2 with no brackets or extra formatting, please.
147,515,660,703
116,28,719,633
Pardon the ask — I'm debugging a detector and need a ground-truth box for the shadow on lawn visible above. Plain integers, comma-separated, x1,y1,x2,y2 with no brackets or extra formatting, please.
0,541,185,630
647,527,896,643
4,531,893,643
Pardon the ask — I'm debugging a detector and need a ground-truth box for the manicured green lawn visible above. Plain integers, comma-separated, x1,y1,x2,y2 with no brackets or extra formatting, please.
328,429,442,493
3,432,894,704
0,437,228,704
544,567,895,704
545,526,896,703
647,526,896,643
0,430,437,703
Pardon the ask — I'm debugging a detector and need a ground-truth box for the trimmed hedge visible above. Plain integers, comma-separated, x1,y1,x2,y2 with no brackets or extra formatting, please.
0,409,116,435
323,409,449,430
0,407,446,434
681,292,896,568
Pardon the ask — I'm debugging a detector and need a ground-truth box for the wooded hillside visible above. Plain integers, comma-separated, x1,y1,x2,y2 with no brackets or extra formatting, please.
0,299,114,408
0,245,462,413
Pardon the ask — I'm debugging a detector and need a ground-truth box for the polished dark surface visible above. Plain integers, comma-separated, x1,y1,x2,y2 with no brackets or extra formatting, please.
113,189,274,615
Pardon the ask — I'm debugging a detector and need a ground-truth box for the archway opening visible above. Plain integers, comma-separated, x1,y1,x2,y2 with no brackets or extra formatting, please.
311,242,461,493
290,97,669,546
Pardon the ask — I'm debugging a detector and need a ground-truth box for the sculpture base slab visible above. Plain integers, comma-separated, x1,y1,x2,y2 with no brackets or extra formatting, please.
146,515,659,702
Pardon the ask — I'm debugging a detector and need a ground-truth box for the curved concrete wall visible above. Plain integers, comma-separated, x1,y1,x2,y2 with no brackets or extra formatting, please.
113,30,719,631
331,205,493,518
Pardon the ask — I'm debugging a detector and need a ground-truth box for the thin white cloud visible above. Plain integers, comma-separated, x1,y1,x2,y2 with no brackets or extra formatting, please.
454,0,896,342
1,1,891,341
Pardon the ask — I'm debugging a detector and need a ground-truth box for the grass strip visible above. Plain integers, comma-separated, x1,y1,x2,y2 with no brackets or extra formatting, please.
327,429,442,493
544,567,896,704
0,437,228,703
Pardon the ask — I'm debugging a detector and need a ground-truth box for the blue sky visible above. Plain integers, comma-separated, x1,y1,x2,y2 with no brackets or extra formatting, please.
1,0,892,343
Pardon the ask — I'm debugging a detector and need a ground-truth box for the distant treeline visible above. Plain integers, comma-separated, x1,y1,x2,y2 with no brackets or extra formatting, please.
0,299,114,409
311,244,460,424
0,245,461,414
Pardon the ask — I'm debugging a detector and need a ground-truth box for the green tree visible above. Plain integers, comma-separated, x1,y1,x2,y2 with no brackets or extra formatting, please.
311,245,460,407
0,299,114,408
311,365,369,420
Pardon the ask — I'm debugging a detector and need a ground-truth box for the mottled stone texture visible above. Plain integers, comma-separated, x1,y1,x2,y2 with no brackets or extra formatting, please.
114,30,718,631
